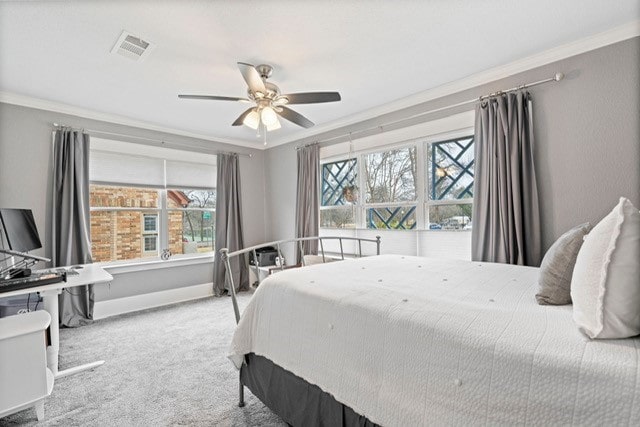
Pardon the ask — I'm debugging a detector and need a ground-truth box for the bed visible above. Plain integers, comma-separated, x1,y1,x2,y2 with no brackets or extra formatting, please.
227,254,640,426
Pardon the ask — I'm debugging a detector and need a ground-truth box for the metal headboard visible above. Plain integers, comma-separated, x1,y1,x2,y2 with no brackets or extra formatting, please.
219,235,381,325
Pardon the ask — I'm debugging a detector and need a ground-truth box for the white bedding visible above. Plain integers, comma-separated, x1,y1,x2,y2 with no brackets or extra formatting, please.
229,255,640,426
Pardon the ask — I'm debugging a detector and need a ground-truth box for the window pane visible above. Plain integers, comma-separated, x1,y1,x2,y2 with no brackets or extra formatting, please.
167,189,216,209
322,160,357,206
90,184,159,208
90,210,160,262
320,207,355,229
427,204,472,230
168,210,215,255
365,147,416,203
143,214,158,232
367,206,416,230
144,235,158,252
427,137,474,201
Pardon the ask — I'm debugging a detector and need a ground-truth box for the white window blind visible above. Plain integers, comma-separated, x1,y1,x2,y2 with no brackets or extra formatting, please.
90,151,165,188
166,160,216,190
89,138,217,190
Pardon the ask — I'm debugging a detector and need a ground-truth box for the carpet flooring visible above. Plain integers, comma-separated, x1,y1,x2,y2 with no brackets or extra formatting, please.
1,291,286,426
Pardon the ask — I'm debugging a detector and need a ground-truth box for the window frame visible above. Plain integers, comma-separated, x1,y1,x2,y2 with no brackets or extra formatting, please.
319,158,359,229
143,234,158,254
360,142,420,231
166,192,216,256
89,185,216,265
319,127,474,231
424,131,474,231
141,213,159,255
143,213,159,233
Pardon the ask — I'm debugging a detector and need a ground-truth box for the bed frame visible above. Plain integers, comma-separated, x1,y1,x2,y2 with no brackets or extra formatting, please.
219,235,381,413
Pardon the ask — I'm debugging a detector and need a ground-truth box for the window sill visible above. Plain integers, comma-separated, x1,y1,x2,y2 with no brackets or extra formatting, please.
98,254,214,275
319,227,472,232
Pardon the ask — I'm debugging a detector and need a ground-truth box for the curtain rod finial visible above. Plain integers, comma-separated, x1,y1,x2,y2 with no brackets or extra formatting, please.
554,72,564,82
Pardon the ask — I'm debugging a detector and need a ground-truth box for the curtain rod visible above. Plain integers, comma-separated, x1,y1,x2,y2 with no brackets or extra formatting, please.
51,124,252,158
297,72,564,149
294,142,319,151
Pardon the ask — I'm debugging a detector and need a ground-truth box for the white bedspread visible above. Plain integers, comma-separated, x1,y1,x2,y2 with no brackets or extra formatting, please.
229,255,640,426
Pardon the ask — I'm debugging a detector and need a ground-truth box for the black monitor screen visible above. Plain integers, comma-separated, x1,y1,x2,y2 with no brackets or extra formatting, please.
0,209,42,252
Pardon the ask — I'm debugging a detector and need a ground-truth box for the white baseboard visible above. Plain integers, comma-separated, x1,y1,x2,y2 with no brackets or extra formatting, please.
93,283,213,320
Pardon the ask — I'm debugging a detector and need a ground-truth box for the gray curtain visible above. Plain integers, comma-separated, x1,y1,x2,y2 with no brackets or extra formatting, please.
213,153,249,296
52,129,94,327
471,91,541,266
295,145,320,264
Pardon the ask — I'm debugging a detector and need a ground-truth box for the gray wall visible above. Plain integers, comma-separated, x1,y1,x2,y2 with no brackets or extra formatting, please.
264,37,640,256
0,103,267,301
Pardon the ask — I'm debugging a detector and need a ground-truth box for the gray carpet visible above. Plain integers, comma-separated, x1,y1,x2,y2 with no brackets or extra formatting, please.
1,291,286,426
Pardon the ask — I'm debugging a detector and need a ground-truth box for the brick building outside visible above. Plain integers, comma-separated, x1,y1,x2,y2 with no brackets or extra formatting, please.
89,185,214,262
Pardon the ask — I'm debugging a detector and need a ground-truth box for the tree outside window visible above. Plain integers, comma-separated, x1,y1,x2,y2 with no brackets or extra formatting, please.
364,147,417,230
167,189,216,255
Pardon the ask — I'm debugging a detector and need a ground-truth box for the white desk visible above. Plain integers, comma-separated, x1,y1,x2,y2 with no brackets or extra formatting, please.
0,264,113,379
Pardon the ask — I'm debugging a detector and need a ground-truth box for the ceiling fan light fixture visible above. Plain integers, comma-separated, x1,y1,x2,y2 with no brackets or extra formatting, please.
273,96,289,106
260,106,278,127
266,118,281,131
243,109,260,129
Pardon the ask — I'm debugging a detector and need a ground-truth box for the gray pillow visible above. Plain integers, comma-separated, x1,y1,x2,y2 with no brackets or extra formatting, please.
535,223,591,305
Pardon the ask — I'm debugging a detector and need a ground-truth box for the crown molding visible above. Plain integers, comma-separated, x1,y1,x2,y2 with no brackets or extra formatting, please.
0,91,260,150
269,20,640,148
1,20,638,151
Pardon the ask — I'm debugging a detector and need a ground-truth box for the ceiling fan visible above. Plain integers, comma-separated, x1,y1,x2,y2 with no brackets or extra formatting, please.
178,62,341,132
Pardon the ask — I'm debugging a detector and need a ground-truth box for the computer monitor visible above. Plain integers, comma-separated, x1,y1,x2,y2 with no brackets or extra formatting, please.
0,208,42,253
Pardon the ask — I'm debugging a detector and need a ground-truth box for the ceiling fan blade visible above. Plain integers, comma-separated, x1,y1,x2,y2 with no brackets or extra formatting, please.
281,92,341,104
179,94,250,102
237,62,267,94
278,106,314,128
231,108,255,126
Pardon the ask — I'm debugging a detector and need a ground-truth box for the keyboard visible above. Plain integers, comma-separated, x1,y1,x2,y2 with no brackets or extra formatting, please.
0,272,66,294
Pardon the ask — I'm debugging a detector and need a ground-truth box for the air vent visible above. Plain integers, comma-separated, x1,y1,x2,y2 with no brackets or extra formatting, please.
111,31,154,62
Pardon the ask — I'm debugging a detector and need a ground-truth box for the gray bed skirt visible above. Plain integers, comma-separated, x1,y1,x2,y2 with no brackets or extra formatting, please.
241,353,379,427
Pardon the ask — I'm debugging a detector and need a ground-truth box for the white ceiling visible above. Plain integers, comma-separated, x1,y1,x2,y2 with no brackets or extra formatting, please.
0,1,638,147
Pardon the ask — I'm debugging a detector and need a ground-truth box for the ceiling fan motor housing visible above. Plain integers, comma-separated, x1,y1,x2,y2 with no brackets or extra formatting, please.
248,85,281,103
256,64,273,79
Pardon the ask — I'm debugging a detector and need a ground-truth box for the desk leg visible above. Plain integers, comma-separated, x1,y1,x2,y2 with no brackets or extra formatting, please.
41,289,61,376
55,360,105,378
41,288,105,379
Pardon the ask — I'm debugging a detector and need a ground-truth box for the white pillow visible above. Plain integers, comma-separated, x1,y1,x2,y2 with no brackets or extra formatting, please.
571,197,640,339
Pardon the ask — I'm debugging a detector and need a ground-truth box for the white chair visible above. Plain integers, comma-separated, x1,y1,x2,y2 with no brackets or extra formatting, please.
0,310,54,421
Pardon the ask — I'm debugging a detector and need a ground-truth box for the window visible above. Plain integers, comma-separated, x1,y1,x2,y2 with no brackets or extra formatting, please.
319,133,474,232
89,143,216,263
144,235,158,252
90,186,216,263
89,185,161,262
143,214,158,233
167,189,216,255
142,214,159,254
320,159,357,228
426,136,474,230
364,146,417,230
